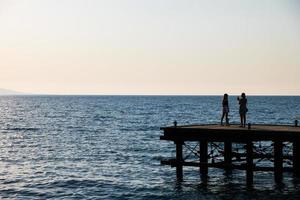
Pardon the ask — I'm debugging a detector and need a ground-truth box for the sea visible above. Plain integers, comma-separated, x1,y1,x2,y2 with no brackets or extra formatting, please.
0,95,300,199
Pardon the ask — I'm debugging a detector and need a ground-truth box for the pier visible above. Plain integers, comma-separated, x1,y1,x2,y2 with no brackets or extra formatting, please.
160,121,300,185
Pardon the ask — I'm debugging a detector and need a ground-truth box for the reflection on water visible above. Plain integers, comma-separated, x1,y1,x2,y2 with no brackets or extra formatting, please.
0,96,300,199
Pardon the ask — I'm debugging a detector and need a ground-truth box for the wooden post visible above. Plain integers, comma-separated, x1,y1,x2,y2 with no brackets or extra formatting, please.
175,141,183,181
246,142,254,185
224,141,232,172
293,141,300,176
274,141,283,183
200,140,208,177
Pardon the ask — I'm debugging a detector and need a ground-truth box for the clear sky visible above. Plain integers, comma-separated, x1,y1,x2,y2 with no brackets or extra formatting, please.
0,0,299,95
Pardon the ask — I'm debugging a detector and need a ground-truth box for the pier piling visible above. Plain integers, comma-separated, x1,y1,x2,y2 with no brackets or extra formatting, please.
224,141,232,172
293,141,300,176
246,142,254,186
200,140,208,178
274,141,283,182
175,141,183,181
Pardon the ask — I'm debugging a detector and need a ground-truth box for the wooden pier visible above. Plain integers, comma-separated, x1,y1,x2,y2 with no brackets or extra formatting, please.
160,122,300,185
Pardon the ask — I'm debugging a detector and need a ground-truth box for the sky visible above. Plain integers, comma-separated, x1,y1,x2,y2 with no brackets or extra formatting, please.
0,0,299,95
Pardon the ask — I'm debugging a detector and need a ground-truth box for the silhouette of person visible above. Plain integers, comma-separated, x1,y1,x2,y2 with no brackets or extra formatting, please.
237,93,248,127
221,93,229,126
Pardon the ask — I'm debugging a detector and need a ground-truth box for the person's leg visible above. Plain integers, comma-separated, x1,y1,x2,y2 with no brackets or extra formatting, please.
241,115,243,127
225,112,229,125
243,114,247,127
221,112,225,125
240,114,243,127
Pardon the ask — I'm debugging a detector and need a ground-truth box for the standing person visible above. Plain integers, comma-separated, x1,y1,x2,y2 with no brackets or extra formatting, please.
221,93,230,126
237,93,248,127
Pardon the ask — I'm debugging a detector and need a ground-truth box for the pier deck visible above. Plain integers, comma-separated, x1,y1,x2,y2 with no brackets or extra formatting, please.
161,124,300,142
160,123,300,185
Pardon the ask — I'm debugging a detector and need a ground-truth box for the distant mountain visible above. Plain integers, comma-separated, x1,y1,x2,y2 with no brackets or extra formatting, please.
0,88,25,95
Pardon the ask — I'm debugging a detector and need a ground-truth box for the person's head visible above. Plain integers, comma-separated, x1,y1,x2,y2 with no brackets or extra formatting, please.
223,93,228,100
241,93,246,99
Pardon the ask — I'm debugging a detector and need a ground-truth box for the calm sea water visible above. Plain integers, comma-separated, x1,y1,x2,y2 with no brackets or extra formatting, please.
0,95,300,199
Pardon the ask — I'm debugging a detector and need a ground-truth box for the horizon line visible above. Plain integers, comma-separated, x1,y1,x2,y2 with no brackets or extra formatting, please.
1,93,300,97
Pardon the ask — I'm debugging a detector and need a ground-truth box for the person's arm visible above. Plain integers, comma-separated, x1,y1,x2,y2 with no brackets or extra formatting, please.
237,97,241,104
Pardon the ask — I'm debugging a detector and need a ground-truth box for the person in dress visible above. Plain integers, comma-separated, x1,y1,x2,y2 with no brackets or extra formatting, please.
221,93,230,126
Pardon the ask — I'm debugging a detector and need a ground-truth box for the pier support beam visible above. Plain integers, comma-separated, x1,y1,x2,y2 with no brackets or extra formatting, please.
200,140,208,177
246,142,254,186
175,141,184,181
224,141,232,172
274,141,283,183
293,142,300,176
